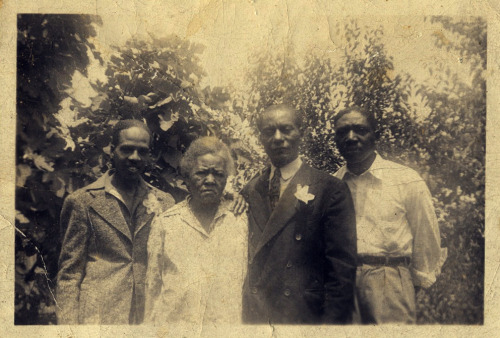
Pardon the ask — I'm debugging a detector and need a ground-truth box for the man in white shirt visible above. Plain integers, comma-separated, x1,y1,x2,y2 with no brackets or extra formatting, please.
333,106,446,324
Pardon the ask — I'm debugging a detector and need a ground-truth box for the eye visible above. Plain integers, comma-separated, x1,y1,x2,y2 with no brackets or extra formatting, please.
214,171,226,178
194,170,207,176
119,146,134,155
262,128,275,137
335,128,349,137
281,126,295,134
354,126,370,135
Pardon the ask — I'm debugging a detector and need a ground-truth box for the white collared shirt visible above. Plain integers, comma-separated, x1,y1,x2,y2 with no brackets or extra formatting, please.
335,154,447,288
270,157,303,197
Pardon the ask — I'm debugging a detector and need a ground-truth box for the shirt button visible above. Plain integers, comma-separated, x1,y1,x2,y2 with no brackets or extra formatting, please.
284,289,291,296
286,261,292,268
295,233,302,241
251,287,258,294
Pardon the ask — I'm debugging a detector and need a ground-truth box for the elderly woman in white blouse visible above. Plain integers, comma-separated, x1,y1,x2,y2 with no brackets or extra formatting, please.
144,136,248,325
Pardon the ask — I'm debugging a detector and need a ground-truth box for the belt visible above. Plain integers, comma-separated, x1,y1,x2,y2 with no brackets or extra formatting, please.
358,255,411,267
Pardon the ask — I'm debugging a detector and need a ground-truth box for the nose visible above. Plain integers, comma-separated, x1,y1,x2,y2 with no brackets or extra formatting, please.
346,129,357,140
205,173,216,184
129,149,141,160
273,129,283,141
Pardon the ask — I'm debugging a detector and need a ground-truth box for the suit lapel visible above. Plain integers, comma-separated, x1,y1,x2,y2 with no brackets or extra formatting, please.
248,168,272,232
134,211,154,237
251,163,313,259
133,188,155,237
89,192,133,241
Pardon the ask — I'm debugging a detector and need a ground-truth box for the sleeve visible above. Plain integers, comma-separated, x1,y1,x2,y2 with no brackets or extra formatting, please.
322,180,358,324
236,212,249,282
405,176,447,288
143,215,165,323
157,190,176,211
56,193,90,324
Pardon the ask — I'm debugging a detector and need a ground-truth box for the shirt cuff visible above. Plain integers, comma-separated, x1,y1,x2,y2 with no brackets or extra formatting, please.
411,247,448,288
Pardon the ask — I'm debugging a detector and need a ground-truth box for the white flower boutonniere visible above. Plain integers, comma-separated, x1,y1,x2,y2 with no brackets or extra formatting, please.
295,184,315,204
143,192,163,215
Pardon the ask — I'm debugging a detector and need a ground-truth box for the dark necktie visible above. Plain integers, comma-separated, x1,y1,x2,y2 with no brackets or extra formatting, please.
269,168,281,210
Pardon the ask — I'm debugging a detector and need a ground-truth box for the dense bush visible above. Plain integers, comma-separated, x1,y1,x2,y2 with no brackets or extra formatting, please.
15,15,484,324
16,14,102,324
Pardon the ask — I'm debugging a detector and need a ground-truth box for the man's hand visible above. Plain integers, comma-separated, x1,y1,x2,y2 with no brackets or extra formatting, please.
229,193,248,216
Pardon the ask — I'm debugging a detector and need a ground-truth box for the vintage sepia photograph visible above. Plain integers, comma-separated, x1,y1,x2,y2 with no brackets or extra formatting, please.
7,1,490,335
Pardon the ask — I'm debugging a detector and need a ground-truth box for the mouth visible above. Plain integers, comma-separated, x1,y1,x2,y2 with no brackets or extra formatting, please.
343,145,361,152
272,147,289,154
200,189,217,196
126,166,142,174
199,190,221,202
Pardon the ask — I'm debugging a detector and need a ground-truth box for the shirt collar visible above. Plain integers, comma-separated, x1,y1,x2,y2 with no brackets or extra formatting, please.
105,171,148,203
339,152,386,180
182,197,232,237
270,157,302,181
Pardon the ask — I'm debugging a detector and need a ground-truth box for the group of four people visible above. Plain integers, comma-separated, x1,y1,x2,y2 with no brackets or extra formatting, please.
56,104,445,325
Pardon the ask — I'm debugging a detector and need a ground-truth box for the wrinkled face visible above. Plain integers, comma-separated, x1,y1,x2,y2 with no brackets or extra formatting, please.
334,111,376,164
187,153,227,206
112,127,151,179
259,108,302,168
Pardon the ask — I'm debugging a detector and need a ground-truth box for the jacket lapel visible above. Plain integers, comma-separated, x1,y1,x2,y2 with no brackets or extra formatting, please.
133,188,155,237
251,163,313,259
247,168,272,233
89,192,133,241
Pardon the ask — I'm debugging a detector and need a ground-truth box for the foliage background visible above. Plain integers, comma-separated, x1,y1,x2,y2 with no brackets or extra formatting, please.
15,14,484,324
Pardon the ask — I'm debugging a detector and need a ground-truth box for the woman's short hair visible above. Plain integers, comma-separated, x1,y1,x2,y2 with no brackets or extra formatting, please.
179,136,235,178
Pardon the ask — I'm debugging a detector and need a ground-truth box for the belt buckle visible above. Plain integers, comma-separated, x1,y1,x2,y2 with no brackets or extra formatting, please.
384,256,390,265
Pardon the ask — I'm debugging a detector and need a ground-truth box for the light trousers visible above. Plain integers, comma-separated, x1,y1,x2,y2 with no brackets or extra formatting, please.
354,265,416,324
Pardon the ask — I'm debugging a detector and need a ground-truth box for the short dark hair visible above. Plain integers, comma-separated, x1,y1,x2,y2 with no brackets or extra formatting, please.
333,106,377,133
111,119,152,147
179,136,235,178
256,104,304,132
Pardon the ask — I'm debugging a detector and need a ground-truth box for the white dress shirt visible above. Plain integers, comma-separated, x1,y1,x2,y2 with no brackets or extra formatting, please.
270,157,302,197
335,154,447,288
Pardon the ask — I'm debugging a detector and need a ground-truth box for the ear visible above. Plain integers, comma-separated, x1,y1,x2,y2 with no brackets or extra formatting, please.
258,132,265,143
180,169,190,182
183,175,193,193
298,125,305,136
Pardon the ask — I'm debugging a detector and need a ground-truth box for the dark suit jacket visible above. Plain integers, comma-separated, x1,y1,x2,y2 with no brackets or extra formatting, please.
56,172,175,324
241,162,357,324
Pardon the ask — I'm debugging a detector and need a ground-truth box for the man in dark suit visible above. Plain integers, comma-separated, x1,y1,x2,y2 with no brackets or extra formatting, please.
241,104,357,324
56,120,175,324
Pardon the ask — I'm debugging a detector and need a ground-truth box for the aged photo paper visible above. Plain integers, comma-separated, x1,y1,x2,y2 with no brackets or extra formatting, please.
1,0,500,336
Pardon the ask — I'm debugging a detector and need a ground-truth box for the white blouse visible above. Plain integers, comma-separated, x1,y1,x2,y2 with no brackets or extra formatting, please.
144,199,248,325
